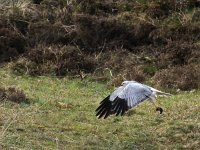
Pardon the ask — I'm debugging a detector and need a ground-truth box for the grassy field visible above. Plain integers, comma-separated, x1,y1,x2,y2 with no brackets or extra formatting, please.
0,68,199,150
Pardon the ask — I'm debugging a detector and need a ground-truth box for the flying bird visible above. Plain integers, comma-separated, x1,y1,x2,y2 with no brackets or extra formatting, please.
96,80,172,119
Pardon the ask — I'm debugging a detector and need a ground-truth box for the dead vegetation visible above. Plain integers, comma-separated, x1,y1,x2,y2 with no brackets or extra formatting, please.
12,45,97,76
155,42,200,68
28,21,76,46
0,0,200,90
0,87,28,103
0,26,26,63
153,64,200,90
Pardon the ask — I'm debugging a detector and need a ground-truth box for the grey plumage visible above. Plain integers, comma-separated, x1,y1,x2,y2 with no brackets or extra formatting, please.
96,80,171,119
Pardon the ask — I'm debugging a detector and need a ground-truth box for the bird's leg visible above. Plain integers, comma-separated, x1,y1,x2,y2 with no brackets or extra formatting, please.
150,98,163,114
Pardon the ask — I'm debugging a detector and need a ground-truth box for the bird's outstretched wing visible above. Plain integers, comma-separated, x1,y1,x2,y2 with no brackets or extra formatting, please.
96,82,153,119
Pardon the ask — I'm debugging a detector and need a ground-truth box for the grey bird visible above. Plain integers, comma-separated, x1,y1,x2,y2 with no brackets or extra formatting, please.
96,80,172,119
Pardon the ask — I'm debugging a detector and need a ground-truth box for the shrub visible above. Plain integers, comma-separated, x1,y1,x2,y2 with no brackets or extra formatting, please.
32,0,43,4
93,49,146,86
75,15,155,52
12,45,97,76
152,64,200,90
28,21,76,46
0,27,26,63
155,42,199,69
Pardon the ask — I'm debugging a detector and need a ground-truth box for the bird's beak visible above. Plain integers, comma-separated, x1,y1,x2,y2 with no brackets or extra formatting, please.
156,107,163,114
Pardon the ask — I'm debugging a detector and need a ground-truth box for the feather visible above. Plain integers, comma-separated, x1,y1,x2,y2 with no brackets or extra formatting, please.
96,80,171,119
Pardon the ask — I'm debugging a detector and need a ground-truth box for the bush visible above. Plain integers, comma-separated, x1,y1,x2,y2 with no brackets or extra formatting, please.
75,15,155,52
12,45,97,76
154,42,199,69
152,64,200,90
0,27,26,63
0,0,200,91
93,49,146,85
28,21,76,46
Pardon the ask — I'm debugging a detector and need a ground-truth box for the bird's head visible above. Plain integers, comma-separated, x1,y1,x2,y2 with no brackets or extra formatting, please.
121,80,137,86
156,107,163,114
121,81,129,86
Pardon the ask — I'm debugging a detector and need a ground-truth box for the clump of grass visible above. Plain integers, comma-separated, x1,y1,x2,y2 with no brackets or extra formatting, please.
0,0,33,33
0,86,28,103
0,87,6,101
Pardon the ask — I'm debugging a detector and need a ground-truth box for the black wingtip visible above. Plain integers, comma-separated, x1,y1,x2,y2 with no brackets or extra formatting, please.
113,97,129,117
96,95,112,119
96,96,129,119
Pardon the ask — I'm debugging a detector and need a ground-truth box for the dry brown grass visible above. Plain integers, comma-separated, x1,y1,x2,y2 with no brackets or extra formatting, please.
0,87,27,103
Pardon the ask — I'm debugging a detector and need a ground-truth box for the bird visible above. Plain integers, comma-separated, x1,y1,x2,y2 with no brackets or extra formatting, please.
96,80,172,119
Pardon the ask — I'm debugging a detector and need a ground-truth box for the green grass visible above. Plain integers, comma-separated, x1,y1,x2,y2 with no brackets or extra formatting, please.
0,68,200,150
